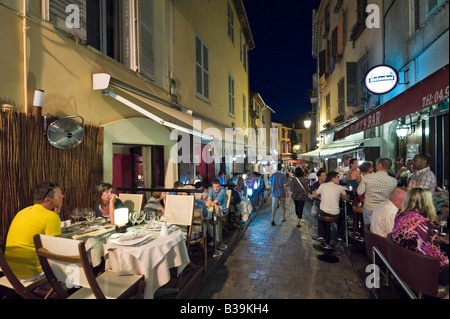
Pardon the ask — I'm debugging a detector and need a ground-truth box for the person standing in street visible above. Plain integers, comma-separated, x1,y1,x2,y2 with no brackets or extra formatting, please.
269,163,289,225
289,167,311,227
357,158,398,225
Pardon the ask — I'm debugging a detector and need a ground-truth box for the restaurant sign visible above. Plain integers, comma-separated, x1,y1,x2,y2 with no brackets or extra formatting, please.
364,65,399,95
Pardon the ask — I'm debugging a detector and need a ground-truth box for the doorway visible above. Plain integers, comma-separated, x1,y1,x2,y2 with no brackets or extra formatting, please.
112,144,165,192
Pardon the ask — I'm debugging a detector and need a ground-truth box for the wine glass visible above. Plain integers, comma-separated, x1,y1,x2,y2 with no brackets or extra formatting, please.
129,211,137,226
85,210,96,225
144,211,155,230
135,211,145,225
71,208,81,224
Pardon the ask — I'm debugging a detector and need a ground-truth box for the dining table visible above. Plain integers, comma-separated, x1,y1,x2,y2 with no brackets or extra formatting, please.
61,218,190,299
104,222,190,299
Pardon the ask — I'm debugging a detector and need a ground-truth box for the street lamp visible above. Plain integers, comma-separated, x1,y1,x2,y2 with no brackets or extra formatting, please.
304,117,312,129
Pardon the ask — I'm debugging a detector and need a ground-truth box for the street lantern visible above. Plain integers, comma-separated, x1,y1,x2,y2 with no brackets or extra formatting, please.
304,117,312,129
395,123,410,139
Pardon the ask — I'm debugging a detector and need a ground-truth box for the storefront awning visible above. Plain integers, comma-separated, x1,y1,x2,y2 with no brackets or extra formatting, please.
334,65,449,141
298,139,365,161
93,73,246,145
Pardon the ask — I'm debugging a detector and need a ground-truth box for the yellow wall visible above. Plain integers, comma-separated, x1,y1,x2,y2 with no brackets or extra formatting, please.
173,0,250,131
0,4,177,185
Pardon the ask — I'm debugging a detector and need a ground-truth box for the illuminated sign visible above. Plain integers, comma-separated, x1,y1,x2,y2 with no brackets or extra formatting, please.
364,65,399,95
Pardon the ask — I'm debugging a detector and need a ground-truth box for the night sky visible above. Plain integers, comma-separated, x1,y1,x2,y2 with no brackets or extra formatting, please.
244,0,321,123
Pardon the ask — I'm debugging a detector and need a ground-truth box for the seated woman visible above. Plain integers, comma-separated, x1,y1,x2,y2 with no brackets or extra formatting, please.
392,187,449,286
93,182,124,225
234,177,253,222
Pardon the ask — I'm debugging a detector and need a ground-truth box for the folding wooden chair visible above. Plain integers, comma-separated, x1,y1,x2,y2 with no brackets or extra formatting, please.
0,247,50,299
164,195,195,250
33,234,145,299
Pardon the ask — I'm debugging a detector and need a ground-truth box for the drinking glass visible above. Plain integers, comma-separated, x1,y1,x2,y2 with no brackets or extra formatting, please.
135,211,145,225
71,208,81,224
85,210,96,225
144,211,155,230
129,211,137,226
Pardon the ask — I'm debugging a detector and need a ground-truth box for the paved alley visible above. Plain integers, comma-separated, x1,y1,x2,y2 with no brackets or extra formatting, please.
196,199,368,299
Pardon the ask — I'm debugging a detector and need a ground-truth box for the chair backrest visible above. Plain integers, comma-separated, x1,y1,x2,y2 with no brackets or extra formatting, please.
165,195,195,227
386,233,440,297
226,190,232,211
33,234,106,299
364,224,388,261
119,193,143,213
0,247,41,299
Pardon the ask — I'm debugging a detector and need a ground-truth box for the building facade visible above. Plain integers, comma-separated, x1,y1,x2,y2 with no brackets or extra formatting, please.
305,0,448,183
0,0,255,242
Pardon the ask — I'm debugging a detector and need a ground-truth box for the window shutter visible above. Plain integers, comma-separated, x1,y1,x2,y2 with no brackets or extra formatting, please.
49,0,87,41
138,0,155,79
346,62,358,106
196,35,209,100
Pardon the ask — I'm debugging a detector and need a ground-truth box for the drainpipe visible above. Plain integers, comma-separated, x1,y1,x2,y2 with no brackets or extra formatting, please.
22,0,28,113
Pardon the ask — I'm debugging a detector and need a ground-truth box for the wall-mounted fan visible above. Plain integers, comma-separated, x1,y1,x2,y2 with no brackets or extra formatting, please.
44,114,85,149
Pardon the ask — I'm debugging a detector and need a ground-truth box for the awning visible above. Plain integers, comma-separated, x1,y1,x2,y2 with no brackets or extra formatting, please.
334,65,449,141
298,139,365,161
93,73,246,145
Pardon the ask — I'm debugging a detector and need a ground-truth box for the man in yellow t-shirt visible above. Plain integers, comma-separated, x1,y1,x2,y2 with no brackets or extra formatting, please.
5,182,64,281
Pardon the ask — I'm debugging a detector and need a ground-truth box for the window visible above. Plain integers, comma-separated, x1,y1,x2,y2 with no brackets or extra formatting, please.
47,0,87,41
227,0,234,43
228,74,235,115
326,94,331,123
240,30,247,70
47,0,155,79
337,77,345,116
297,133,303,143
196,34,209,100
243,94,247,124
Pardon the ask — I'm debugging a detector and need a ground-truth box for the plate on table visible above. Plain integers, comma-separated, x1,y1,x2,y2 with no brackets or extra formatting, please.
109,233,154,246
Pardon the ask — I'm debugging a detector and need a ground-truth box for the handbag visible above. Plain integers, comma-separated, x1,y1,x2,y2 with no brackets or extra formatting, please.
294,177,308,195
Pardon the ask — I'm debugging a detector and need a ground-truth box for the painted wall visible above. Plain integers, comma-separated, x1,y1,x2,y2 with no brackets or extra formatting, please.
172,0,250,131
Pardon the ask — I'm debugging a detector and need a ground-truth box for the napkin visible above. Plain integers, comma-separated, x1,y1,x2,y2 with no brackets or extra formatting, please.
119,232,147,242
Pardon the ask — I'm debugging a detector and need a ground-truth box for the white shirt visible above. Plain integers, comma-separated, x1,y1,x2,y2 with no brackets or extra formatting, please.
370,200,398,237
316,182,346,215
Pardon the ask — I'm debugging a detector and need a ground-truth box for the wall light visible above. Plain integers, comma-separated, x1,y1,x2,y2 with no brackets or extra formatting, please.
396,115,416,140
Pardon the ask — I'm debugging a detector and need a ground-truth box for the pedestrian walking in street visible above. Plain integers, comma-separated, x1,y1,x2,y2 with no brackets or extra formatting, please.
269,163,289,225
289,167,311,227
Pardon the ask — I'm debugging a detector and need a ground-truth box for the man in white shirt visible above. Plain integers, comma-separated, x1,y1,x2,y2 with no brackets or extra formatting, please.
336,156,351,184
313,172,350,249
357,158,397,225
370,189,407,237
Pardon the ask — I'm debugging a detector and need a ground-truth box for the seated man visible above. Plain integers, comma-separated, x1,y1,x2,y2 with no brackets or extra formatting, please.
5,182,64,282
206,178,228,251
370,189,407,237
313,172,350,249
143,186,166,218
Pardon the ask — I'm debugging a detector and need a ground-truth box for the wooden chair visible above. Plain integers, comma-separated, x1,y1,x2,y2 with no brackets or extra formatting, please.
386,233,441,298
0,247,50,299
118,193,144,214
33,234,145,299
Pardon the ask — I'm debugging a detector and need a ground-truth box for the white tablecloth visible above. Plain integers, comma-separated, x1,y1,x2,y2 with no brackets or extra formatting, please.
104,227,190,299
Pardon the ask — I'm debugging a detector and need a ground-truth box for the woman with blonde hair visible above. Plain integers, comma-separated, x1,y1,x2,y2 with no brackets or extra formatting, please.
392,187,448,286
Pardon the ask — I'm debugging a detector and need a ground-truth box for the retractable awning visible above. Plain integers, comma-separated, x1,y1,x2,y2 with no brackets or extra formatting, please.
93,73,246,145
298,139,365,162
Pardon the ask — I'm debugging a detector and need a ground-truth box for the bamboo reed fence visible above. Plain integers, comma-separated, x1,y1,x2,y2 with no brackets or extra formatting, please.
0,110,103,246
